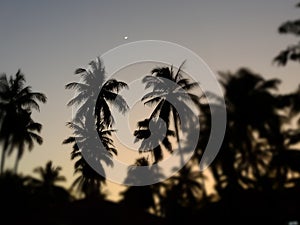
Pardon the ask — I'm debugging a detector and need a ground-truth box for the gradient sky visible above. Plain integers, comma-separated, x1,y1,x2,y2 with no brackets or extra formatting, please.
0,0,299,201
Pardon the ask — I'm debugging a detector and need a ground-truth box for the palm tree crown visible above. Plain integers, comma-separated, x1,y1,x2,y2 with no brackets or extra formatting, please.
66,58,128,129
141,62,200,163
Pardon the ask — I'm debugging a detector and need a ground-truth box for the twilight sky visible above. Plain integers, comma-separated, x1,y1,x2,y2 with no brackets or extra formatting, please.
0,0,299,200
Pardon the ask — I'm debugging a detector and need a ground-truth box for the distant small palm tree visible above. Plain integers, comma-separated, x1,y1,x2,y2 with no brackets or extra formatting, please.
32,161,66,187
0,70,46,174
121,157,166,214
30,161,70,204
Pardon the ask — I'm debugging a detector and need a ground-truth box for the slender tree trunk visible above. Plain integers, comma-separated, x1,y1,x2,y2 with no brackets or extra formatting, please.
14,156,19,174
0,138,9,175
0,148,5,174
173,111,184,166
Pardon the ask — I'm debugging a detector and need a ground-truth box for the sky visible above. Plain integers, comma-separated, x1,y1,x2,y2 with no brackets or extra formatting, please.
0,0,299,201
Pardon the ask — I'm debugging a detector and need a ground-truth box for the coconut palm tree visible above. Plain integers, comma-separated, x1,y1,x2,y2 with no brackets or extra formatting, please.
65,58,128,198
274,2,300,66
141,62,200,164
120,157,155,211
29,161,70,205
266,86,300,188
65,57,128,130
32,161,66,187
0,70,46,174
121,157,166,215
208,68,283,191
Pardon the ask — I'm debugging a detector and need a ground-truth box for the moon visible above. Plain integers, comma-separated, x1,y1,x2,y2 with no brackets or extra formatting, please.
124,36,128,40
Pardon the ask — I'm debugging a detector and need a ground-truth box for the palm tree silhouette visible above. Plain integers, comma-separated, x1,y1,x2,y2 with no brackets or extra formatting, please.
121,157,166,214
65,58,128,198
63,119,116,199
141,62,199,164
29,161,70,207
162,164,205,222
66,57,128,130
274,2,300,66
0,70,46,174
32,161,66,187
208,68,282,191
121,157,155,211
267,86,300,188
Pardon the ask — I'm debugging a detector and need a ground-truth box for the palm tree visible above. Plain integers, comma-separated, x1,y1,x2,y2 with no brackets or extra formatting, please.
32,161,66,187
29,161,70,205
133,118,175,163
63,119,117,199
120,157,154,210
141,62,200,164
0,70,46,174
159,163,206,224
121,157,166,214
65,57,128,129
65,58,128,198
274,2,300,66
267,86,300,188
209,68,283,191
8,110,43,173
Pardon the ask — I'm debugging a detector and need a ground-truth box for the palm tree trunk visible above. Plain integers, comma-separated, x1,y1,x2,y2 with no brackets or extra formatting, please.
173,111,184,166
0,140,9,175
14,156,20,174
176,132,184,166
0,148,5,174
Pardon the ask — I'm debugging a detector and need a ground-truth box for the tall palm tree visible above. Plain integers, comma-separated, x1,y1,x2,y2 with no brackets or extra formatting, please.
63,119,117,199
0,70,46,174
209,68,283,191
141,62,200,163
65,57,128,129
65,58,128,198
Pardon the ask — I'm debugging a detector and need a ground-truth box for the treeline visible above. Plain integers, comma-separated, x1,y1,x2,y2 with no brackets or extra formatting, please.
0,2,300,225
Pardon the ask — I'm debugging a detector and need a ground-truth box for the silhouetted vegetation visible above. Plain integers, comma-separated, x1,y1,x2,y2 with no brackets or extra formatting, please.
1,2,300,225
274,2,300,65
0,70,46,174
